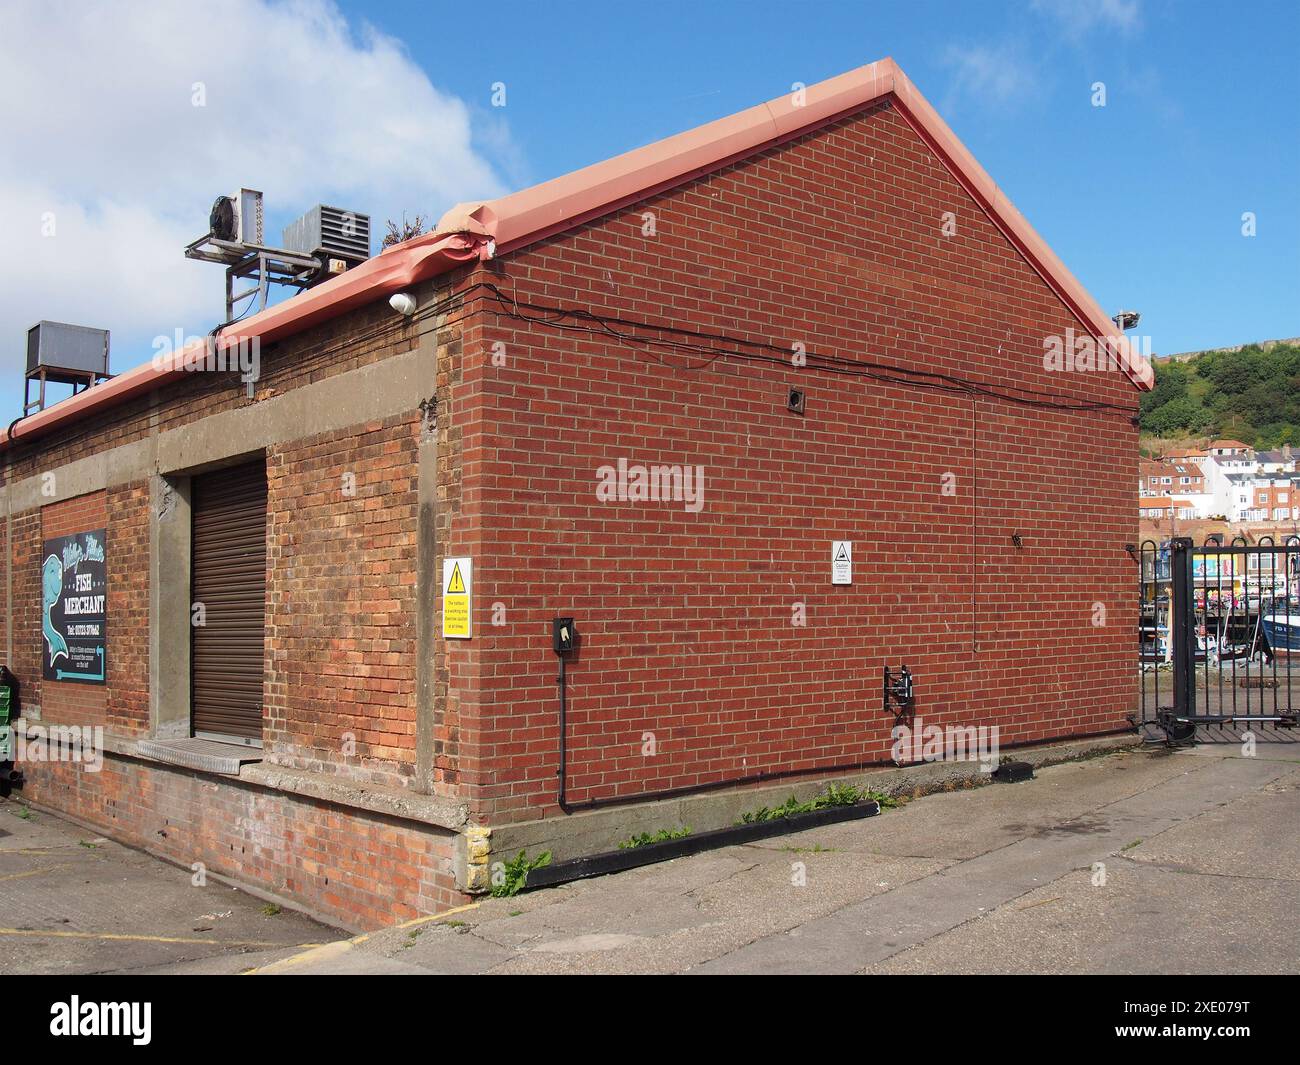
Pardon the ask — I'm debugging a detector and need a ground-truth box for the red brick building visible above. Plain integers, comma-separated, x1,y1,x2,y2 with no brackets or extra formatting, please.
1,60,1150,928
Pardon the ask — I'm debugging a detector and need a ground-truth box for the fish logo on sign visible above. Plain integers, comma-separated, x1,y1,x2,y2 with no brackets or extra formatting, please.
442,557,472,638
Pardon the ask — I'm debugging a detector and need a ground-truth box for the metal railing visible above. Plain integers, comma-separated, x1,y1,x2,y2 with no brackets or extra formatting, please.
1139,535,1300,742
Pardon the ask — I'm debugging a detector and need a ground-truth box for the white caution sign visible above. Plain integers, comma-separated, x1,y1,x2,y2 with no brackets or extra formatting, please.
442,557,472,638
832,541,852,585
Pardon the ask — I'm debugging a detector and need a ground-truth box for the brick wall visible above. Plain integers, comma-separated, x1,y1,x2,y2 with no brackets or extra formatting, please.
19,754,464,931
265,415,421,787
2,92,1144,919
106,482,150,736
448,99,1140,822
432,322,470,789
2,299,425,484
3,290,468,790
1,283,470,928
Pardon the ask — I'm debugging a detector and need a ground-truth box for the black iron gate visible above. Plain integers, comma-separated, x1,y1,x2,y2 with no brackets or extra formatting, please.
1139,535,1300,742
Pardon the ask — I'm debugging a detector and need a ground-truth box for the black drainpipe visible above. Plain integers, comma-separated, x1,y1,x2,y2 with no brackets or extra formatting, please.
556,651,572,813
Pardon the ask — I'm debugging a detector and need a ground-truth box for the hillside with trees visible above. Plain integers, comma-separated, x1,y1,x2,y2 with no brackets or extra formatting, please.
1140,341,1300,451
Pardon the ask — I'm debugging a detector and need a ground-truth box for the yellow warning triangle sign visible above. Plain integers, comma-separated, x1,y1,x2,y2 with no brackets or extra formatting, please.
446,562,466,594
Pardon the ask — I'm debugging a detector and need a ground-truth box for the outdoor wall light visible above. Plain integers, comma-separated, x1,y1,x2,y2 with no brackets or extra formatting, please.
787,388,806,416
1011,532,1024,549
389,292,417,317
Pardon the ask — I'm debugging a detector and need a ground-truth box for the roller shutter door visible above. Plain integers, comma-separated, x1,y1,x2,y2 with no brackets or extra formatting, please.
191,461,267,742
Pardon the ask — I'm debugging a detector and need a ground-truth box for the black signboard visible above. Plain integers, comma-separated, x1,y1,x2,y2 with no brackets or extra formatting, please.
41,528,107,684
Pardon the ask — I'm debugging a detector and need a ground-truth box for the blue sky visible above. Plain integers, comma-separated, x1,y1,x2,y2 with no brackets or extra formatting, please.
353,0,1298,354
5,0,1297,421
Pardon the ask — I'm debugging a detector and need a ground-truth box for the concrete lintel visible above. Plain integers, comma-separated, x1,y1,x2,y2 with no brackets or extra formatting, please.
11,719,470,832
149,472,191,738
240,762,468,831
413,298,440,793
0,345,432,512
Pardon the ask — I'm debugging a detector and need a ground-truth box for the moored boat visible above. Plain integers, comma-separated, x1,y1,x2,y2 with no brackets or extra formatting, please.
1261,604,1300,658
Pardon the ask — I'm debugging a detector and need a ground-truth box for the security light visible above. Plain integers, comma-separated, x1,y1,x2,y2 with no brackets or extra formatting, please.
1111,309,1141,331
389,292,417,317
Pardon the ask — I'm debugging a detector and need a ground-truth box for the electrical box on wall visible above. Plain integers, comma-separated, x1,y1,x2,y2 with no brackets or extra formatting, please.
552,617,576,655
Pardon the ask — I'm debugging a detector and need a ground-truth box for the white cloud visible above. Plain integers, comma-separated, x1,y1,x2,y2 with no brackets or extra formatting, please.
1,0,509,417
941,43,1039,111
1031,0,1142,35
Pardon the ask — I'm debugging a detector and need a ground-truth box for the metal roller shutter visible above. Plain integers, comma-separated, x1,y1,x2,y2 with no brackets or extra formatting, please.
191,461,267,742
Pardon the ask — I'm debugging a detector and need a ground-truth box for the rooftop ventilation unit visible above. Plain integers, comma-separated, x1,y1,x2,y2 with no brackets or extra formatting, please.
282,205,371,266
24,321,111,415
185,190,369,323
209,188,264,246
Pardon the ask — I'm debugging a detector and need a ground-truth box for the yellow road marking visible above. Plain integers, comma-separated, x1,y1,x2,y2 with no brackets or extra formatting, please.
0,927,320,949
0,864,72,882
245,900,481,974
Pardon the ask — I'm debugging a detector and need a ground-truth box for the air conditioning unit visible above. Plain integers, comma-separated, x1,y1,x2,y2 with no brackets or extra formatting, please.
282,205,371,266
208,188,264,245
27,321,110,377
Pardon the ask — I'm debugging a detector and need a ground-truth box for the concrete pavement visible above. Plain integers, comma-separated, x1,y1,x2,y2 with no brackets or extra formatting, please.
5,740,1298,974
259,740,1300,975
0,799,332,974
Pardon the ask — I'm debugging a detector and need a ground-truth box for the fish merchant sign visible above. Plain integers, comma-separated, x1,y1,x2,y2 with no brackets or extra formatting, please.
41,528,107,684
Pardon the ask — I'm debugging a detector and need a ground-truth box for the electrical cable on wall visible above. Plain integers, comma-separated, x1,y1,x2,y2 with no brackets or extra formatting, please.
475,282,1142,419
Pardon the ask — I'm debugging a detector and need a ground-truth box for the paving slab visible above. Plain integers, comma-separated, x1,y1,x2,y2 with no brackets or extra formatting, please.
694,750,1291,973
866,858,1300,974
